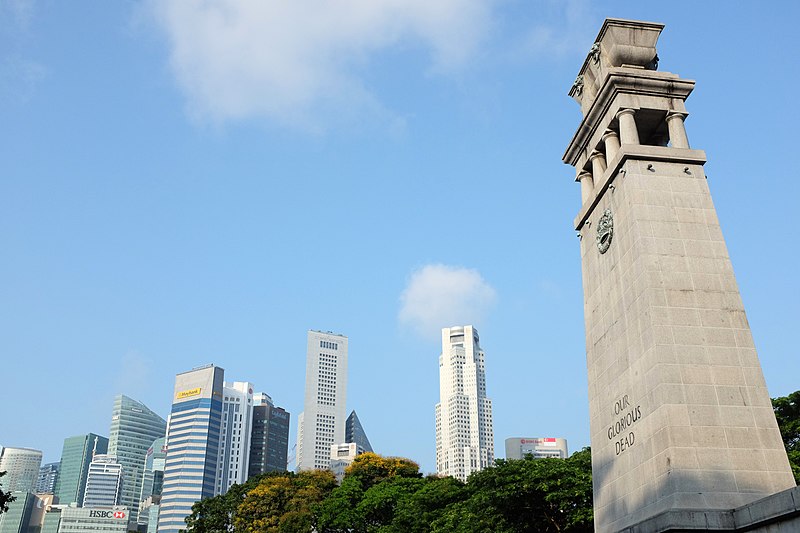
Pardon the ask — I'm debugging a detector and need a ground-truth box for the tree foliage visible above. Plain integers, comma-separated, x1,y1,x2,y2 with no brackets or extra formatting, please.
0,471,16,515
432,448,593,533
186,450,593,533
235,470,336,533
772,390,800,484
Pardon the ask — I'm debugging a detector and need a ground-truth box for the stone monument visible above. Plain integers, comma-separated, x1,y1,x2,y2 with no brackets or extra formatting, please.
564,18,797,532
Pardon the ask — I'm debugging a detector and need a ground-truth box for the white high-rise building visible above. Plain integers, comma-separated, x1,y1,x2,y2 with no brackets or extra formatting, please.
0,447,42,493
216,381,254,494
83,454,123,508
296,331,348,471
435,325,494,482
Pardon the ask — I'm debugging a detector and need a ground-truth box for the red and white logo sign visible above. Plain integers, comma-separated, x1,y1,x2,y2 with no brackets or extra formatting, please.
113,511,126,519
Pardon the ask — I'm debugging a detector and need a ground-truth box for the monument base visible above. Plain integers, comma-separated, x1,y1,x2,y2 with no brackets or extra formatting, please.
620,485,800,532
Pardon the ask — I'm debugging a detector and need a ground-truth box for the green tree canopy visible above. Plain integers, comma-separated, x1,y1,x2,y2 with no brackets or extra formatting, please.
235,470,336,533
432,448,594,533
772,390,800,484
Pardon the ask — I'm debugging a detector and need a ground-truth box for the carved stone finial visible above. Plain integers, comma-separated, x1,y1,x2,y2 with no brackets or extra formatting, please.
589,42,601,65
571,75,584,97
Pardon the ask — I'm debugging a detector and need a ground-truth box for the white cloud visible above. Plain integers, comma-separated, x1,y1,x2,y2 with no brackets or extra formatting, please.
148,0,495,130
399,264,496,339
114,350,152,395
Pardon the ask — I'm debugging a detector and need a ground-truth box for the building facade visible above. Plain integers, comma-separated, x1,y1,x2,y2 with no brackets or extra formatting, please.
82,454,123,508
504,437,568,460
54,434,108,506
0,492,34,533
107,394,166,524
0,448,42,494
216,381,254,494
58,506,129,533
248,393,290,476
435,326,494,482
328,442,365,482
137,437,166,529
297,331,348,471
157,364,224,533
35,462,60,494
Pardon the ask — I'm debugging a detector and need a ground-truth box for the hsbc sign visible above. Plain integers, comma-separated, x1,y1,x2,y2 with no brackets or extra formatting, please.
88,510,126,519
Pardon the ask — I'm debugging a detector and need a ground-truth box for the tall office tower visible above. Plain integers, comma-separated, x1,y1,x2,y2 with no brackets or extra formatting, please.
216,381,254,494
35,462,60,494
137,437,166,530
55,434,108,506
248,393,290,477
0,447,42,493
435,326,494,482
82,454,123,507
504,437,569,460
296,331,348,471
0,491,35,533
158,365,224,533
107,395,166,523
345,410,373,453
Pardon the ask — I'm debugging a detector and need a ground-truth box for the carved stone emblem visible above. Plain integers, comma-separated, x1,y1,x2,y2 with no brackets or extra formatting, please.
571,75,584,97
589,42,601,65
596,208,613,254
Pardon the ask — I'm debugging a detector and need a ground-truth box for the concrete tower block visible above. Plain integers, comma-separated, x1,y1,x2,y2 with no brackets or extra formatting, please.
563,18,795,533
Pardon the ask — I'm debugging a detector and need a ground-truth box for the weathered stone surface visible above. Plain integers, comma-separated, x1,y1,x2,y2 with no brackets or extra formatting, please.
565,18,796,533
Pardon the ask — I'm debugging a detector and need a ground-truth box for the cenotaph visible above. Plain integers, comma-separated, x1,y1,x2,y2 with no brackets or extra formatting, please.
563,18,796,532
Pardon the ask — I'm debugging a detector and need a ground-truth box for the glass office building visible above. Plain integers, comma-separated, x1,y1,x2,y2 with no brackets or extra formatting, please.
108,395,166,524
54,434,108,506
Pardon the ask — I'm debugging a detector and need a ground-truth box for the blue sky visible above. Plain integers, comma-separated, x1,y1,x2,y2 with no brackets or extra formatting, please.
2,1,799,475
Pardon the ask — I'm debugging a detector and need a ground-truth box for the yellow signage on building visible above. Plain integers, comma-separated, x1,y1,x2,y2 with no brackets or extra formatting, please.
176,387,202,399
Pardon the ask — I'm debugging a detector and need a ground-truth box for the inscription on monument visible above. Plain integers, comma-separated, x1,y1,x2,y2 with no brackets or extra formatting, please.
607,394,642,455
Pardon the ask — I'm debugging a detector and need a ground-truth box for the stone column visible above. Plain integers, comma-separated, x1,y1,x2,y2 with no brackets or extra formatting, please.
578,170,594,204
616,108,640,145
666,111,690,148
602,130,621,162
589,150,607,183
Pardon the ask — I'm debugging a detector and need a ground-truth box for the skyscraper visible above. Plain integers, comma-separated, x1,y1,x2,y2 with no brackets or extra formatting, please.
108,395,166,523
435,326,494,482
82,454,123,508
137,437,166,530
216,381,254,494
296,331,348,471
35,462,60,494
0,447,42,493
345,410,373,453
157,364,224,533
55,434,108,506
248,393,290,476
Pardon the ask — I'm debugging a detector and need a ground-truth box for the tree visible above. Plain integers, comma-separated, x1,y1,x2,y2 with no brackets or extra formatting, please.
388,476,466,532
0,471,15,515
184,472,284,532
344,453,421,490
315,453,424,533
235,470,337,533
772,390,800,484
432,448,594,533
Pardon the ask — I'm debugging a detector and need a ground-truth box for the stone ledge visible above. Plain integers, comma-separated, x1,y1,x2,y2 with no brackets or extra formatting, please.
573,144,707,231
616,486,800,532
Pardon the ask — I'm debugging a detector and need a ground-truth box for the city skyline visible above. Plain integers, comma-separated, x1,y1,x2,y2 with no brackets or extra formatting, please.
2,2,799,478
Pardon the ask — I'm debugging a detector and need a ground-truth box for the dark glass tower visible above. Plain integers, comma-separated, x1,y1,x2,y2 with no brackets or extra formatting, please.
248,394,290,477
345,411,373,453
